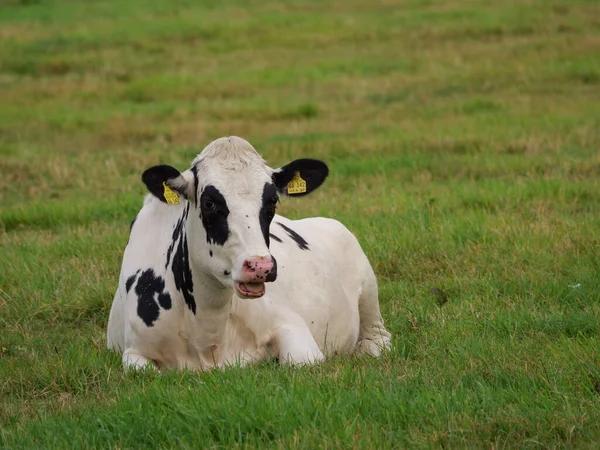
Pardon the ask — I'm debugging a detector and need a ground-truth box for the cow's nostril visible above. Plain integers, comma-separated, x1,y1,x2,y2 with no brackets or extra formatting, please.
243,256,275,282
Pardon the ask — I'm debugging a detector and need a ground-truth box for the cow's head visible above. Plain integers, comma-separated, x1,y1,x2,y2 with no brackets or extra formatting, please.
142,136,328,299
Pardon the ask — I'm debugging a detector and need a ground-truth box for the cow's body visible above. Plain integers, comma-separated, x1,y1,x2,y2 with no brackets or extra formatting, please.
107,137,390,370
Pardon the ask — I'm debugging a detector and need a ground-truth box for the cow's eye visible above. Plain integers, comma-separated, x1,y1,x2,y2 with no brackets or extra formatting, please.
202,198,216,211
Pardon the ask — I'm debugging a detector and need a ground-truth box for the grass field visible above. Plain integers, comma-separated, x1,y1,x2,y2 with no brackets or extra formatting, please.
1,0,599,447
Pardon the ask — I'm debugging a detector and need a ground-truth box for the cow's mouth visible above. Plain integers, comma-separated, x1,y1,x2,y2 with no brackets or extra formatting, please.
234,281,266,299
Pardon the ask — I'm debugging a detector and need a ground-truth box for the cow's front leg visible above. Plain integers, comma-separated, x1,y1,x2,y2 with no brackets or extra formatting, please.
274,323,325,365
122,348,156,370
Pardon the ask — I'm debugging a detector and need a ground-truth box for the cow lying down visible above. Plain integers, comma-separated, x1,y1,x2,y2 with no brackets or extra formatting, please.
107,136,391,370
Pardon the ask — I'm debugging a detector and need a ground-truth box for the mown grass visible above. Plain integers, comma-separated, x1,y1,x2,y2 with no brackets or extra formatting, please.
1,0,599,447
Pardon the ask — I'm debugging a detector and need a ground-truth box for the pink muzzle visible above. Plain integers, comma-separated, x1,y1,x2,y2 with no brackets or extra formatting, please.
242,256,274,282
234,256,277,299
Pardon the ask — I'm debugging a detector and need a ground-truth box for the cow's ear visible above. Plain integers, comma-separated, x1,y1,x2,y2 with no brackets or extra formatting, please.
272,159,329,197
142,165,191,204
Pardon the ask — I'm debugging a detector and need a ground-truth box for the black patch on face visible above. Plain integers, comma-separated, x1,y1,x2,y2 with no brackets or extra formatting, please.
200,185,230,246
135,269,172,327
269,233,283,243
224,270,230,276
277,222,310,250
266,256,278,282
172,224,196,314
165,205,189,270
125,269,141,293
259,183,278,247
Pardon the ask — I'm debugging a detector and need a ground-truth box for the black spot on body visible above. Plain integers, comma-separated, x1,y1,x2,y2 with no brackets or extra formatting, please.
135,269,172,327
157,292,172,309
200,185,230,246
209,250,213,257
269,233,283,243
224,270,230,276
165,205,188,270
259,183,278,247
157,203,195,314
172,230,196,314
277,222,310,250
125,270,141,293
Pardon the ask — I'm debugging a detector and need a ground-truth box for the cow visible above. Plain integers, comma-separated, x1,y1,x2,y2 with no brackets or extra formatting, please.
107,136,391,370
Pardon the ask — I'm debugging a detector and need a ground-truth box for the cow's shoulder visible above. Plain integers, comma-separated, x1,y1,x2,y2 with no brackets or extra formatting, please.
122,199,192,328
125,198,188,258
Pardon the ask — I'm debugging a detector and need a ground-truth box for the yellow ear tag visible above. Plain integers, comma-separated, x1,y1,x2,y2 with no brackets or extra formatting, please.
287,171,307,195
163,182,180,205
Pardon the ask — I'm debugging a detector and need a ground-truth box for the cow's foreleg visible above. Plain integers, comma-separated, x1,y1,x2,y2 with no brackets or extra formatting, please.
122,348,156,370
275,323,325,365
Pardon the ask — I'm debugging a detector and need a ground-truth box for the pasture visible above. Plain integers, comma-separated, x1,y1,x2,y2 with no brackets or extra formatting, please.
1,0,599,447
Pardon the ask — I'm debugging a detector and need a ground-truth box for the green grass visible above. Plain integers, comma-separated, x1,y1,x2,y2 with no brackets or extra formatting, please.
1,0,599,447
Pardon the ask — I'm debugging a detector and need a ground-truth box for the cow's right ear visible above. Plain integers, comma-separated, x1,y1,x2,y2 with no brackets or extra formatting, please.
142,165,191,204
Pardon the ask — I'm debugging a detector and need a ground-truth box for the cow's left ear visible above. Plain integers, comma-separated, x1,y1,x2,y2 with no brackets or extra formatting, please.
272,159,329,197
142,165,192,204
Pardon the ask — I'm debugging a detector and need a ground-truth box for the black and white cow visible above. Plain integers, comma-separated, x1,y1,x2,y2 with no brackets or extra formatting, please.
107,136,391,369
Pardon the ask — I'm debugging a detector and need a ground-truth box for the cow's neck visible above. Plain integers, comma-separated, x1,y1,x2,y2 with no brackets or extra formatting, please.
189,264,231,316
184,230,233,363
192,271,232,309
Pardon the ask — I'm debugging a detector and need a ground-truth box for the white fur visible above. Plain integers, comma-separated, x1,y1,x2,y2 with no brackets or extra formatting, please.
107,137,391,370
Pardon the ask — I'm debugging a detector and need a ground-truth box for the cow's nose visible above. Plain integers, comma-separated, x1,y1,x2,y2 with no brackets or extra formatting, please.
242,256,275,282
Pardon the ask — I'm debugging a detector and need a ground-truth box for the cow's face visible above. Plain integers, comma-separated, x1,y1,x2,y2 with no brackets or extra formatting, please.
142,136,328,299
